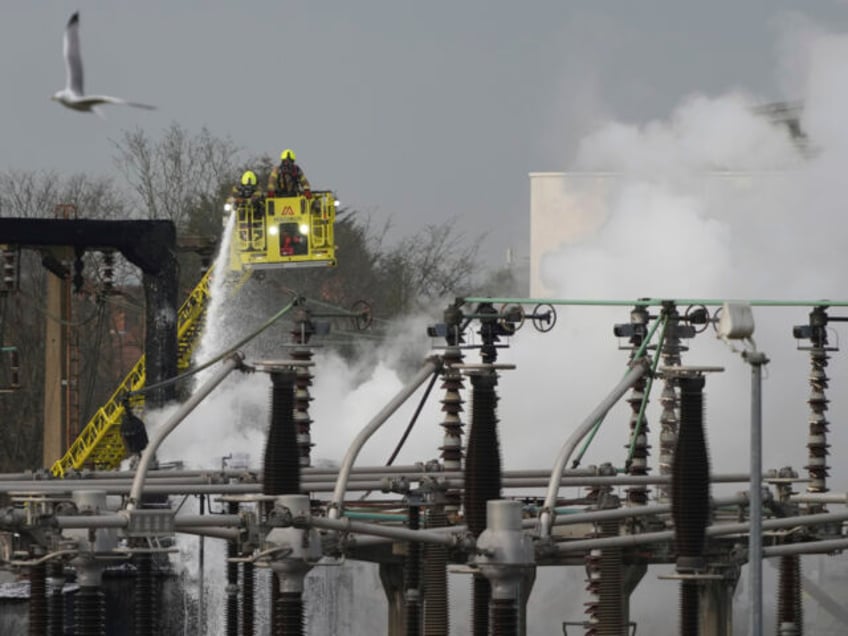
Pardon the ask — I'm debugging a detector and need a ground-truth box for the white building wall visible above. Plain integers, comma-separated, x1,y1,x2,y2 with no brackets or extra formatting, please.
528,172,616,298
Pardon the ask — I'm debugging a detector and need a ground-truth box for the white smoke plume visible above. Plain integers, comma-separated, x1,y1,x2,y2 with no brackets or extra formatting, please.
138,15,848,635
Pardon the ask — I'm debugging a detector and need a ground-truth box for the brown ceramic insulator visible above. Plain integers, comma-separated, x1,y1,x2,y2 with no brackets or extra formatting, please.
273,591,304,635
490,597,518,636
263,371,299,498
423,508,450,635
29,562,47,635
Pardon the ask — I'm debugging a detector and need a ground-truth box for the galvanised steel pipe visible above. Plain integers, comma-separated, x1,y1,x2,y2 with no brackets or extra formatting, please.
763,538,848,557
556,509,848,553
539,359,650,538
539,494,748,529
126,353,245,511
328,357,441,519
745,350,769,636
55,514,243,529
308,514,464,547
0,472,767,497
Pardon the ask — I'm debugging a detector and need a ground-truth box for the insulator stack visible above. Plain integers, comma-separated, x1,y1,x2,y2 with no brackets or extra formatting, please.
29,562,47,635
47,560,64,636
226,500,240,636
242,561,255,636
671,375,711,565
423,508,449,635
490,597,518,636
271,574,280,633
273,592,304,635
134,553,155,635
777,554,802,633
440,345,465,516
625,306,651,506
405,503,422,636
464,372,502,535
658,307,683,503
473,577,491,636
583,520,624,636
806,345,830,498
263,370,299,498
585,464,614,506
291,348,315,468
74,586,105,636
264,370,300,631
671,374,711,636
464,371,503,636
679,581,699,636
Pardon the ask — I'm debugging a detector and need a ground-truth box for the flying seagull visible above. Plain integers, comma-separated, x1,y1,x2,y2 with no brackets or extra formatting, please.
51,12,156,117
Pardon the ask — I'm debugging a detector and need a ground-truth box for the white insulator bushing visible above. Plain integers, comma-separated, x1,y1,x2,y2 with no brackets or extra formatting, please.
487,500,522,532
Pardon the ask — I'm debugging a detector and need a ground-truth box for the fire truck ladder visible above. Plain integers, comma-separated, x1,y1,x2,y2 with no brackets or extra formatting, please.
51,268,214,477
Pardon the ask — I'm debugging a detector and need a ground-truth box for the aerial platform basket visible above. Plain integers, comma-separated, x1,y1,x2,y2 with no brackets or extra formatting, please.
230,192,337,271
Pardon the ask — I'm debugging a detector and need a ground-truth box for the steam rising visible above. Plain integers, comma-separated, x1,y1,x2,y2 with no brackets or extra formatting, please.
142,15,848,634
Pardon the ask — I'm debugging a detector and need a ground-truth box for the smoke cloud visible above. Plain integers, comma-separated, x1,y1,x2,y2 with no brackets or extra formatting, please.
138,13,848,635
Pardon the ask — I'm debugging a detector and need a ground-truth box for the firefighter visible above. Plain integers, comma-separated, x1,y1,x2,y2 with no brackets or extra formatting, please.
268,149,311,198
225,170,262,211
232,170,261,201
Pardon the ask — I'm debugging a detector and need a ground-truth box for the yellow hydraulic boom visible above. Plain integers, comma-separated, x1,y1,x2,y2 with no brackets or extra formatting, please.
50,267,213,476
52,191,337,477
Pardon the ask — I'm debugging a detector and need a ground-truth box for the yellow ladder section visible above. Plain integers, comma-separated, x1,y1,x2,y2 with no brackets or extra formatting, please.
51,268,214,477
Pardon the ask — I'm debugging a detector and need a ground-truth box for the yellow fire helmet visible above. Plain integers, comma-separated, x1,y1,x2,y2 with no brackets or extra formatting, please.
280,149,296,161
240,170,257,186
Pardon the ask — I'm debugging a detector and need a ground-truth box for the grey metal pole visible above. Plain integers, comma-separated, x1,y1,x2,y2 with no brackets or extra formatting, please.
126,353,244,511
328,357,441,518
745,350,768,636
539,358,650,537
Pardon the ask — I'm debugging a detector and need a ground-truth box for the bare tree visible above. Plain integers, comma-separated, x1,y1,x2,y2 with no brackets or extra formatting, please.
377,219,481,315
112,122,241,231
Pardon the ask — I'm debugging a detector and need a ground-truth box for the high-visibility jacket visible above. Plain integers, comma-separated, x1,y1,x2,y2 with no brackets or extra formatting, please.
268,160,310,196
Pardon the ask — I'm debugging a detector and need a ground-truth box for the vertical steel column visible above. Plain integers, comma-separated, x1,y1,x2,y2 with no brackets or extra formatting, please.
745,351,768,636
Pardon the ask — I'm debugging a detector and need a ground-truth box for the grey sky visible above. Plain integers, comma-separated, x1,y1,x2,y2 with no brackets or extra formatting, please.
1,1,847,266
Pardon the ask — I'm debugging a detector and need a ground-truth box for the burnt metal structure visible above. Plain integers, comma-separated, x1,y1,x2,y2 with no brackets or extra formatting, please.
0,218,179,408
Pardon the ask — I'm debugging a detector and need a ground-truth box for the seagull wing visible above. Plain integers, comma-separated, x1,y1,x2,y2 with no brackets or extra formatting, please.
64,12,84,96
81,95,156,110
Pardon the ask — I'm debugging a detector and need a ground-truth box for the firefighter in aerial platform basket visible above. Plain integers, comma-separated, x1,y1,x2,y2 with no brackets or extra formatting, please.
267,149,311,198
225,170,263,213
226,170,264,244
